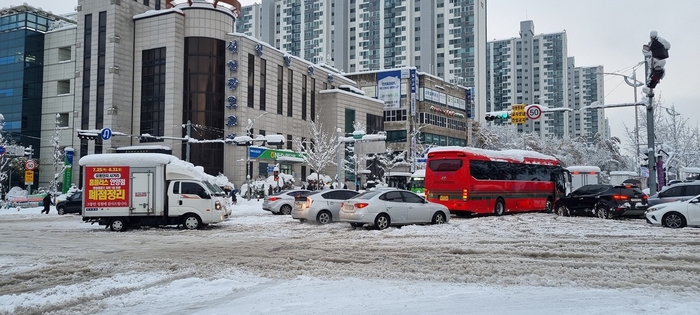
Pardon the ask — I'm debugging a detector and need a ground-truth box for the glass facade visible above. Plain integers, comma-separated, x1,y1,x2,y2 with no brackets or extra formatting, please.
140,47,166,141
183,37,226,176
0,12,46,166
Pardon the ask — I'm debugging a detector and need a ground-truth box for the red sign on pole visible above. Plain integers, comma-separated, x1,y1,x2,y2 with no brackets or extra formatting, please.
85,166,130,207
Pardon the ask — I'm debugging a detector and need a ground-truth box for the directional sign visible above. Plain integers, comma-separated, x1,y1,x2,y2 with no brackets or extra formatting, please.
100,128,113,140
25,159,37,170
0,145,5,156
511,104,526,125
526,105,542,120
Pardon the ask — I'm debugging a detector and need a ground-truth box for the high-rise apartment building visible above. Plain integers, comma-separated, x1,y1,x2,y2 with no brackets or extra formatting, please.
567,57,606,139
487,20,601,139
239,0,487,123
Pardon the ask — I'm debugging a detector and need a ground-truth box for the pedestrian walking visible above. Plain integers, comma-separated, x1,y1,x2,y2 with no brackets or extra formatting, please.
41,193,53,214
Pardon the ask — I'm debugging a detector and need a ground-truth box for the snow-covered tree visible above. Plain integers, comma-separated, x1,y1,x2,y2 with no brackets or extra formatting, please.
293,117,338,175
375,146,410,182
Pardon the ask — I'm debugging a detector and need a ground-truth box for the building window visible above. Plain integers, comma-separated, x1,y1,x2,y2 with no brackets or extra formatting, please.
140,47,166,142
287,69,293,117
56,113,69,127
310,78,316,121
58,47,71,62
287,134,292,150
57,80,70,95
301,74,307,120
277,65,283,115
183,37,226,176
248,53,255,108
260,58,266,111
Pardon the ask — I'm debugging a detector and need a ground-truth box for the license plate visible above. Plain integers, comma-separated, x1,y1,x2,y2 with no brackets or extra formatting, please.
344,204,354,210
294,202,303,210
439,195,449,201
631,198,641,202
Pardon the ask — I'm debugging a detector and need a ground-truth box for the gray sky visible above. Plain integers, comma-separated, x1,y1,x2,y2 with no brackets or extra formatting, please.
20,0,700,143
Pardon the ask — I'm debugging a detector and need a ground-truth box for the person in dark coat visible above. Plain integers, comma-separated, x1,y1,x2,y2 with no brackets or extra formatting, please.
230,189,238,205
41,193,53,214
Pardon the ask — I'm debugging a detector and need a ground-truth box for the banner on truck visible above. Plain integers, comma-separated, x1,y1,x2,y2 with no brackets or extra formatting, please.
85,166,130,207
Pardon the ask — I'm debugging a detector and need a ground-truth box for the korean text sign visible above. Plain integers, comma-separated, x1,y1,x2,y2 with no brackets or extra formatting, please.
85,166,130,207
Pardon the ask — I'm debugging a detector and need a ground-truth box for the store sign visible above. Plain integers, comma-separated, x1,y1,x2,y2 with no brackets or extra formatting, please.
377,70,402,109
249,147,304,160
84,166,130,207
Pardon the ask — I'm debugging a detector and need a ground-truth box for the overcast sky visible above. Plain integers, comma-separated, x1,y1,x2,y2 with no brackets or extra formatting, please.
17,0,700,143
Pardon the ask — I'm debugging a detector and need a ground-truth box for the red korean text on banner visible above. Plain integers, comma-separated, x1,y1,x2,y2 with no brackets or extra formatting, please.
85,166,130,207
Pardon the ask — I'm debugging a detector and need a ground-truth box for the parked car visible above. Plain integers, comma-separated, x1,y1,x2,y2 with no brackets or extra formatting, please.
647,181,700,207
56,192,83,215
262,189,308,215
645,194,700,228
292,189,359,224
338,189,450,230
554,184,648,219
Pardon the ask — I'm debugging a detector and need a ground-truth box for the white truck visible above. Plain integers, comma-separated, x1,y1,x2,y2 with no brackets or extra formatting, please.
80,153,229,231
566,166,601,192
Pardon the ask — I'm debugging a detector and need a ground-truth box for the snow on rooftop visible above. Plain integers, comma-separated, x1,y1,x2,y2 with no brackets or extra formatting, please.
566,166,601,173
339,84,366,96
133,7,184,19
428,146,558,163
319,88,384,104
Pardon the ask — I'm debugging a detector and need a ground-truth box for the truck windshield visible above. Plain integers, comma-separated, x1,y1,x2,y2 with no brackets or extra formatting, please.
203,181,225,196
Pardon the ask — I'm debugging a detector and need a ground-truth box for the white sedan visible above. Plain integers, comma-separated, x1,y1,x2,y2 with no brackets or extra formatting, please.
339,188,450,230
645,194,700,228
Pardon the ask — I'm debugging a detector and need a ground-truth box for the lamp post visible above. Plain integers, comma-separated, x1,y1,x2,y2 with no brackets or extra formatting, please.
600,67,645,175
242,112,268,200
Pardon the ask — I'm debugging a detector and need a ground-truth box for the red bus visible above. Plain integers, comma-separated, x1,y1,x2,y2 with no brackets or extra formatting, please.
425,147,569,216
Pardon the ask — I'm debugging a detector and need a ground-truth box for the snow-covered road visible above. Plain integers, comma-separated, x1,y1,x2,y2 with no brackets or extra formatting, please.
2,199,700,314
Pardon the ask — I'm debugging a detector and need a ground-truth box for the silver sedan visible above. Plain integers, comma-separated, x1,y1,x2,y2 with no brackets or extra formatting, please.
339,189,450,230
262,189,309,215
292,189,360,224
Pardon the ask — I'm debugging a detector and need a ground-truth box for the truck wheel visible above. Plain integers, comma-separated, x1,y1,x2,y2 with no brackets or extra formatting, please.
110,218,127,232
183,214,201,230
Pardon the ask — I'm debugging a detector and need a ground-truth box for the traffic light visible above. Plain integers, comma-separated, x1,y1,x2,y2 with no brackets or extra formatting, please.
485,111,511,122
643,30,670,89
77,130,98,140
23,145,34,157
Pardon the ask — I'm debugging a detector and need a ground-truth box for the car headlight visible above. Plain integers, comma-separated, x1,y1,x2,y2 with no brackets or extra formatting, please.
215,201,222,210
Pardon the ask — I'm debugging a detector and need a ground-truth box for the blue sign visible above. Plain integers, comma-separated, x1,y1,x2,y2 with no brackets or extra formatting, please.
65,149,74,165
100,128,112,140
0,146,5,155
267,166,275,173
416,158,427,163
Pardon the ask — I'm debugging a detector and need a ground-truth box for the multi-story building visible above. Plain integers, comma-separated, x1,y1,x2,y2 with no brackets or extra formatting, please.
567,57,605,139
486,20,609,140
239,0,487,125
0,4,77,189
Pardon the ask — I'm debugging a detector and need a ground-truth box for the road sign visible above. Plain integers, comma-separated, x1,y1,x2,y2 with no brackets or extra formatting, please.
511,104,526,125
526,105,542,120
0,146,5,156
416,158,427,163
267,166,275,173
24,170,34,184
100,128,113,140
25,159,37,170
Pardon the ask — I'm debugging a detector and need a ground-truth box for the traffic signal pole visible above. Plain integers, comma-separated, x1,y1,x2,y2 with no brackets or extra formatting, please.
645,58,656,194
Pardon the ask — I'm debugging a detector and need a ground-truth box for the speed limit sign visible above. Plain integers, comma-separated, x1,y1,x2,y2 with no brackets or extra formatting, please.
25,159,37,170
526,105,542,120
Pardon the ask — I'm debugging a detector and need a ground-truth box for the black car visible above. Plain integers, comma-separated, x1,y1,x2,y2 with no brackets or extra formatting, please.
554,184,648,219
56,192,83,215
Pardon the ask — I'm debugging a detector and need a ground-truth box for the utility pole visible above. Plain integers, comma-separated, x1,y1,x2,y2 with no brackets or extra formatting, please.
336,128,344,187
185,120,191,162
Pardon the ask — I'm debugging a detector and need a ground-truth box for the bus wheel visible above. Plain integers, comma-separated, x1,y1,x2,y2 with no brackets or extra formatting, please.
493,199,505,216
545,198,554,213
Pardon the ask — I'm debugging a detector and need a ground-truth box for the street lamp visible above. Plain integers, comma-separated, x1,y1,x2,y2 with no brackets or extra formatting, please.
230,111,268,200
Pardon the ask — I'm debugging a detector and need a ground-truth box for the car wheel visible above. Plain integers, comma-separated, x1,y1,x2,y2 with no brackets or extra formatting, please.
493,198,505,216
374,214,390,230
317,210,332,224
596,206,611,219
545,198,554,213
57,206,66,215
432,212,446,225
183,214,201,230
662,212,686,228
556,204,569,217
110,218,127,232
280,204,292,215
